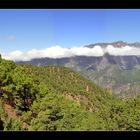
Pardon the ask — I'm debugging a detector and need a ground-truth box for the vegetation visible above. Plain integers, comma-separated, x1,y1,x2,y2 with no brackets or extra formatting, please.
1,56,140,130
82,64,140,98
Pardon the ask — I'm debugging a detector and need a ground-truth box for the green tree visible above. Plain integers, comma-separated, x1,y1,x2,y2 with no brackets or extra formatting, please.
3,118,23,131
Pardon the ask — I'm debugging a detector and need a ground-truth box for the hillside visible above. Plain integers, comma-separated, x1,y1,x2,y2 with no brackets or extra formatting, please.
80,55,140,99
1,55,140,130
17,41,140,99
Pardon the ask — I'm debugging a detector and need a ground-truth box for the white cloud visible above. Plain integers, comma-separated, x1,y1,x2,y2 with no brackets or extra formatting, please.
1,45,140,61
70,45,104,56
105,45,140,56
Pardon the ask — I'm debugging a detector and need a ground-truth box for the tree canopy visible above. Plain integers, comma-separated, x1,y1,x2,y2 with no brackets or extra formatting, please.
1,56,140,130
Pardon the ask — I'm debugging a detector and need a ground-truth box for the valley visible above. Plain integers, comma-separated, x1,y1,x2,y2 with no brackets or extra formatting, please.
1,52,140,130
1,9,140,131
17,41,140,99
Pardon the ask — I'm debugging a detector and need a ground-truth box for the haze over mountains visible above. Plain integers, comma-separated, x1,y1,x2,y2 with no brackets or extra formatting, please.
15,41,140,99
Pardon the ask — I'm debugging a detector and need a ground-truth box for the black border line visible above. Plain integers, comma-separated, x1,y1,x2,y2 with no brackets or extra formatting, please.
0,131,140,140
0,0,140,9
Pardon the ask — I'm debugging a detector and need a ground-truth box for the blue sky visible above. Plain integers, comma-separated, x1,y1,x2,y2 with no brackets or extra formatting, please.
1,9,140,55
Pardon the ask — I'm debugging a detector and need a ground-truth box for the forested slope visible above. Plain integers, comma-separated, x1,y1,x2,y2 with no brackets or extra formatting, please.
1,55,140,130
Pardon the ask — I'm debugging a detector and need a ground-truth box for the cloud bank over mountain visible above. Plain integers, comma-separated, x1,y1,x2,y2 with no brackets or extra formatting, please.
1,45,140,61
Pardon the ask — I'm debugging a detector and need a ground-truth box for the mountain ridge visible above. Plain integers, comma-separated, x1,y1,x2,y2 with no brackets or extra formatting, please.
0,56,118,130
16,41,140,98
85,41,140,48
2,55,140,130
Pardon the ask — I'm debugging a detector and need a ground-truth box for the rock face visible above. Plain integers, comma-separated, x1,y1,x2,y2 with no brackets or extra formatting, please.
17,54,140,71
17,41,140,99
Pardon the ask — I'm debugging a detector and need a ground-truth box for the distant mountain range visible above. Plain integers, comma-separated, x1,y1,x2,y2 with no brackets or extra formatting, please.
17,41,140,99
2,53,140,130
85,41,140,48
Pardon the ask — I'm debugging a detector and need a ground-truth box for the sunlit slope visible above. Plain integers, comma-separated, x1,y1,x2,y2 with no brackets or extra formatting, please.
0,56,118,130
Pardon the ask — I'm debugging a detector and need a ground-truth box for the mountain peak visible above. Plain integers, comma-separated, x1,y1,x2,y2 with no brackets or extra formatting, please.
85,41,136,48
112,41,128,47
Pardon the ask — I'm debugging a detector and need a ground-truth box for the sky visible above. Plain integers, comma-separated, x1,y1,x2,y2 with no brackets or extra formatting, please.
1,9,140,60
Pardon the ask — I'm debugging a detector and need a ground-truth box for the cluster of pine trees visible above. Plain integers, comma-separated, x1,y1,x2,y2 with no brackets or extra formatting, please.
0,54,140,130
